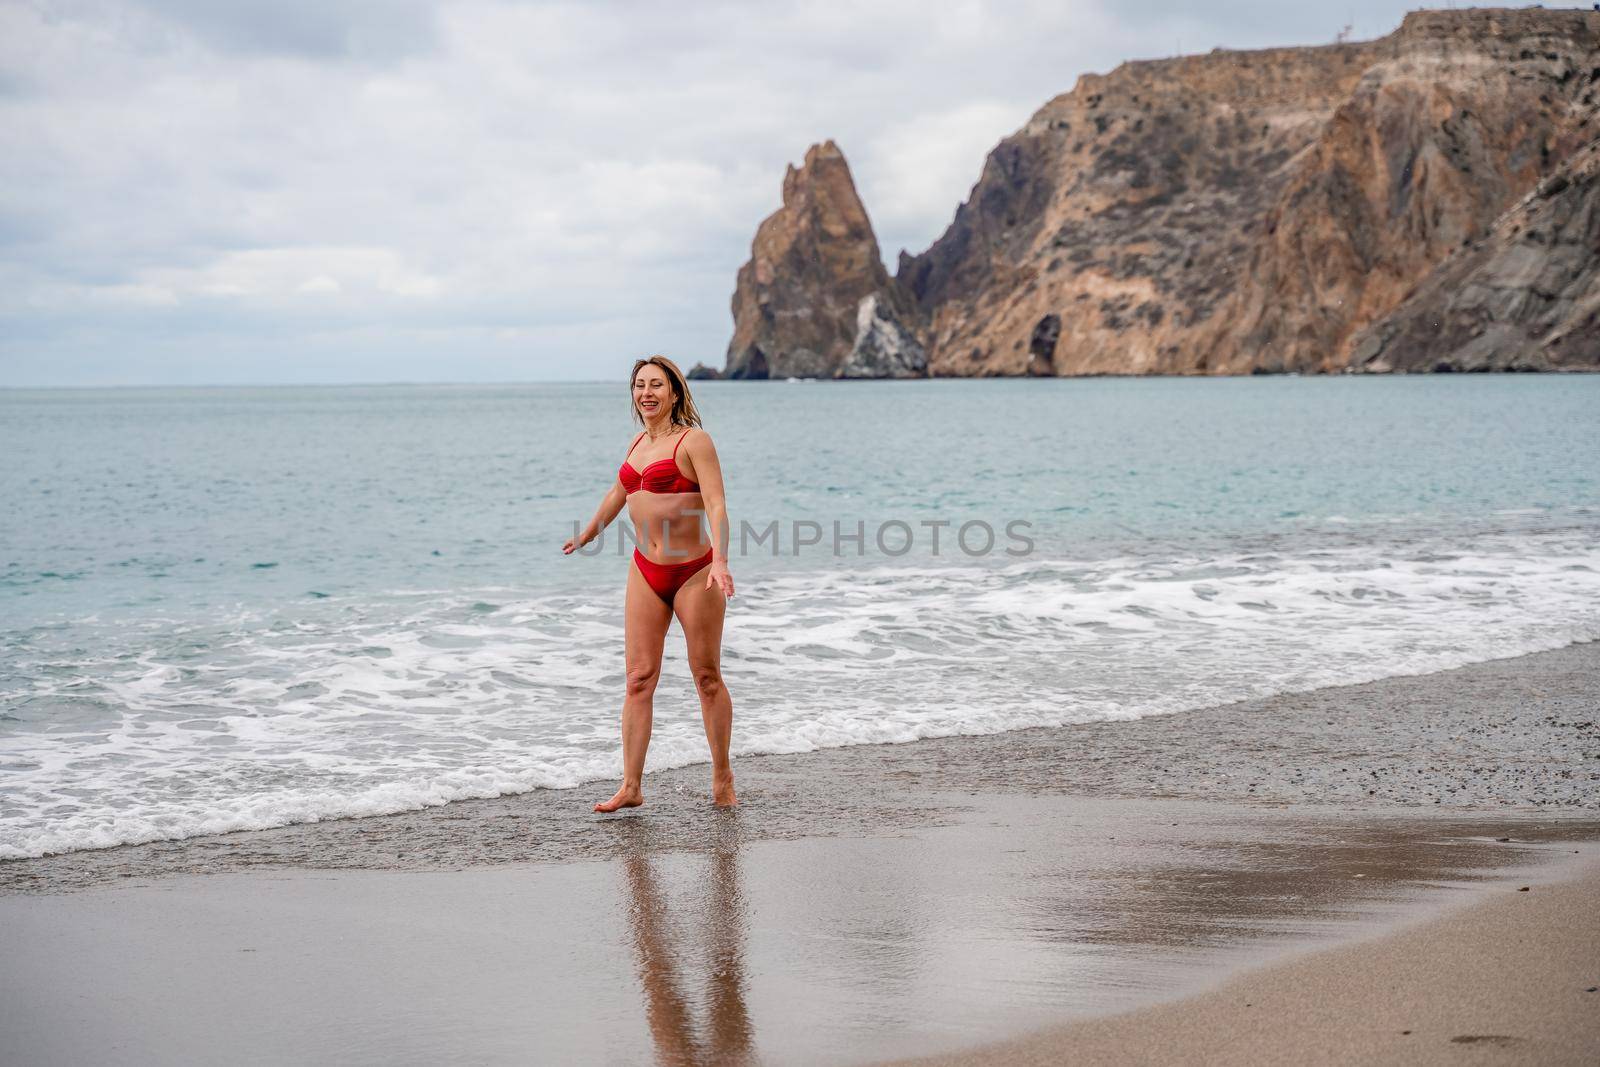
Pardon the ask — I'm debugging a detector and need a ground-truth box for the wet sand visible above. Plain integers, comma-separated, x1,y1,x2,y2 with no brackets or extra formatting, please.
894,859,1600,1067
3,797,1597,1065
1,642,1598,1063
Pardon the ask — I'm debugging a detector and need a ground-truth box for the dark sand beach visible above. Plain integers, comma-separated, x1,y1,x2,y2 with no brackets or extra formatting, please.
3,642,1598,1064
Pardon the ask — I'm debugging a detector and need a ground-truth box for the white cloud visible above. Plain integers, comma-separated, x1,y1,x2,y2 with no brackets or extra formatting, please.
134,247,445,302
863,101,1035,259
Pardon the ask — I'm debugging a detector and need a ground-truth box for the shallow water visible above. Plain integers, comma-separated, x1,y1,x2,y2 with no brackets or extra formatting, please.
2,377,1598,858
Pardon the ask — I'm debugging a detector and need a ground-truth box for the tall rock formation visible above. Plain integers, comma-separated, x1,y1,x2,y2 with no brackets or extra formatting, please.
724,141,922,379
725,8,1600,376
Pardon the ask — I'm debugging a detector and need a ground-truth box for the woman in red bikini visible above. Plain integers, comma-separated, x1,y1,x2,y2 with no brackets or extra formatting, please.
563,355,737,812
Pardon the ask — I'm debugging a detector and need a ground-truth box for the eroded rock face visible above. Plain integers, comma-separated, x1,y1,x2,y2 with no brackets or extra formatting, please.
899,8,1600,375
724,141,919,380
897,34,1391,375
1201,9,1600,372
729,9,1600,377
838,294,927,379
1350,135,1600,372
1027,313,1062,376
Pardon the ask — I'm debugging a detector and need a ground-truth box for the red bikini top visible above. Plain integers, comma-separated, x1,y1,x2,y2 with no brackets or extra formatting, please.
619,428,700,495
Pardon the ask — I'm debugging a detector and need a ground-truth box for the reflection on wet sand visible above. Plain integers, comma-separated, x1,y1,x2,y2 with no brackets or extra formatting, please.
608,805,1600,1062
0,797,1596,1067
623,830,755,1066
1017,819,1600,952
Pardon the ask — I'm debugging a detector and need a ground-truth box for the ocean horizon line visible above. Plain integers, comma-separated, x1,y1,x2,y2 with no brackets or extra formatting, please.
10,371,1600,392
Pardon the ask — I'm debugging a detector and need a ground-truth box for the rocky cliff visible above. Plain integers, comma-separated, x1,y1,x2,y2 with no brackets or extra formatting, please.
899,36,1389,375
1200,8,1600,373
1349,134,1600,371
723,8,1600,376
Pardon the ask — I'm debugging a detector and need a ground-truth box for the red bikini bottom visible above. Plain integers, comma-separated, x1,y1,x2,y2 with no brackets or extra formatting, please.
633,547,714,604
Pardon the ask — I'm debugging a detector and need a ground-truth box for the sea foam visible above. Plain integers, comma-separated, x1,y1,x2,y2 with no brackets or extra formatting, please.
2,525,1598,860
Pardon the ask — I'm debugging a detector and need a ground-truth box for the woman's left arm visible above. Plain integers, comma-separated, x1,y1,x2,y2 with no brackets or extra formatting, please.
687,431,735,599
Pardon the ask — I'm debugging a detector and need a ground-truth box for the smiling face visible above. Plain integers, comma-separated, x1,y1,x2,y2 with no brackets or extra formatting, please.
632,362,676,423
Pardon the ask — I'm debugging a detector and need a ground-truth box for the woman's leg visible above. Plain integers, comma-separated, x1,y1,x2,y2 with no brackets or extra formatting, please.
673,562,735,806
594,557,674,813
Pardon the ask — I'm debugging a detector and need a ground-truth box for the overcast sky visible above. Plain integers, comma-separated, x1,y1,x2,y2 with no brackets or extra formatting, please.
3,1,1581,386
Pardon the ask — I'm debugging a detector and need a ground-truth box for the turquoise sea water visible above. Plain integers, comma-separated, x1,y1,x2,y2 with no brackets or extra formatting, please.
3,377,1598,858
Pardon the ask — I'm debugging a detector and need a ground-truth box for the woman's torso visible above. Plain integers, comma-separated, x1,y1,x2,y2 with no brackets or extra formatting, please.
620,427,709,563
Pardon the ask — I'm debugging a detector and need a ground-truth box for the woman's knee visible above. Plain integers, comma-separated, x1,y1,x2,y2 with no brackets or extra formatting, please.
690,664,724,700
625,662,661,697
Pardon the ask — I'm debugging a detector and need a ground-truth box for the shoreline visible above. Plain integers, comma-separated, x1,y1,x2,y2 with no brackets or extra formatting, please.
9,617,1587,870
4,639,1595,893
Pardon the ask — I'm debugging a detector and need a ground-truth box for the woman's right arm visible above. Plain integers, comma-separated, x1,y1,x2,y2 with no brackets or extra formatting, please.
563,480,627,555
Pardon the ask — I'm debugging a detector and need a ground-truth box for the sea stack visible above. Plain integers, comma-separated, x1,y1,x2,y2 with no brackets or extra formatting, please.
724,141,924,379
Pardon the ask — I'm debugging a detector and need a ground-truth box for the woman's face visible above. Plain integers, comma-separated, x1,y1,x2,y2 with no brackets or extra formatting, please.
633,365,674,421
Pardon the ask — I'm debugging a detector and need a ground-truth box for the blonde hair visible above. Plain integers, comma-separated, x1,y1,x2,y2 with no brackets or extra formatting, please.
629,355,704,429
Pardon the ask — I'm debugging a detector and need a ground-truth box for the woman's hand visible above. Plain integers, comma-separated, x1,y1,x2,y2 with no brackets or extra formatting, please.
705,560,735,599
562,526,597,555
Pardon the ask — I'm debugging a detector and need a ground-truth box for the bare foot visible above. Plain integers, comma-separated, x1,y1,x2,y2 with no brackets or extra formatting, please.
594,785,644,813
712,770,737,808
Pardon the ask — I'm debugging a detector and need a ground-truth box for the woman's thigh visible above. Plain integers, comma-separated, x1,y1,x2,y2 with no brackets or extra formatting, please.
626,557,674,671
671,562,725,669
